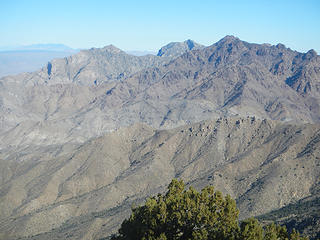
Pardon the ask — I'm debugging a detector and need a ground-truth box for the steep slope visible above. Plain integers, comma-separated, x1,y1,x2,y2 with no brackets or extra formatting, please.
0,118,319,239
258,193,320,239
0,81,112,148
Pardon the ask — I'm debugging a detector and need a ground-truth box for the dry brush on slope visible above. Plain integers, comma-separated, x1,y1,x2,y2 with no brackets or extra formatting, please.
0,118,319,239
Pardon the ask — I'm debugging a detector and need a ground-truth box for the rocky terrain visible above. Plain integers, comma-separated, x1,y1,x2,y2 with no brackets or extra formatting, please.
0,36,320,239
1,36,320,151
1,39,203,87
259,192,320,239
0,40,203,148
0,118,319,239
156,39,205,57
1,45,163,86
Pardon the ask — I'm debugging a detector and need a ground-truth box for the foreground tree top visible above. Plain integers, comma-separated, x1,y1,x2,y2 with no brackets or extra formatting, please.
111,179,309,240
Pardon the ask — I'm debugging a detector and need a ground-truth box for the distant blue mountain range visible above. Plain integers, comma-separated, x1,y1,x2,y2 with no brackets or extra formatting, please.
0,43,77,52
0,44,79,77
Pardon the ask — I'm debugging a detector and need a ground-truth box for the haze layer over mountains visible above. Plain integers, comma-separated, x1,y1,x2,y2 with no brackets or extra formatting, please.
0,44,78,78
0,36,319,240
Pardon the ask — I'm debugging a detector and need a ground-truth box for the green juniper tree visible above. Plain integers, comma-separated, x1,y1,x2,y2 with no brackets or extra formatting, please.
264,222,288,240
111,179,308,240
239,218,263,240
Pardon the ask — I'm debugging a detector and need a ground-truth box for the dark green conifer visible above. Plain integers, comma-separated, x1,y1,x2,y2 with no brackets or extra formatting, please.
111,179,308,240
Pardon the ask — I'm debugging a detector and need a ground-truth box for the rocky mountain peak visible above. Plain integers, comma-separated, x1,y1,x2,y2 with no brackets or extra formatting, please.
216,35,240,44
275,43,287,49
303,49,318,60
157,39,205,57
211,35,245,55
101,44,123,54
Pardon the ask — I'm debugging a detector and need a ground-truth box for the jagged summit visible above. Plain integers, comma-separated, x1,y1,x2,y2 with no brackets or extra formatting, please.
101,44,123,53
87,44,124,54
213,35,241,45
219,35,240,42
304,49,318,60
157,39,205,57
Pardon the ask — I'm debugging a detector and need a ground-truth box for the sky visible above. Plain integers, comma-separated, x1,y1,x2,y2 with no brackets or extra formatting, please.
1,0,320,53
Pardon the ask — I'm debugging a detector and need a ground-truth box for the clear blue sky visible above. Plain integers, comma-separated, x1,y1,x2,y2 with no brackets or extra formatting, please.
1,0,319,53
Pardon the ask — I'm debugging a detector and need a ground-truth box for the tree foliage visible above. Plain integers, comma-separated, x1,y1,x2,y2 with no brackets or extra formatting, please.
111,179,308,240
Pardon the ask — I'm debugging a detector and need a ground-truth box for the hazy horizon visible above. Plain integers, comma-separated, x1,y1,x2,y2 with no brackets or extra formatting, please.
1,0,320,53
0,36,319,54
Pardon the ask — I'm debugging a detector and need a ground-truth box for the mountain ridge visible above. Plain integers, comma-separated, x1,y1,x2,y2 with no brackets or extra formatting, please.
0,43,76,52
0,36,320,239
1,36,320,151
